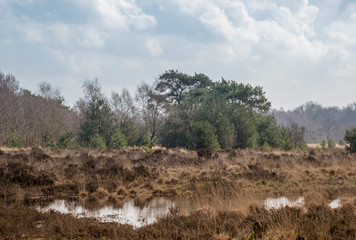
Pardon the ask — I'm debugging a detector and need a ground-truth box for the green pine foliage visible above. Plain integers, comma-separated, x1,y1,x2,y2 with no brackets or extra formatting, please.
156,70,302,151
187,121,220,152
88,134,106,150
8,132,25,148
254,114,284,148
57,130,76,149
288,123,307,150
120,117,147,147
320,140,326,149
231,108,259,149
279,127,294,150
158,109,190,148
110,127,128,150
344,128,356,153
79,98,115,147
327,138,336,148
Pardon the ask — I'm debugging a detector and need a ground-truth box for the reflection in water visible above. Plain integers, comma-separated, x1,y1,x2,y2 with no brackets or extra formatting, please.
329,199,341,209
37,196,343,228
37,198,175,228
264,197,343,211
264,197,305,210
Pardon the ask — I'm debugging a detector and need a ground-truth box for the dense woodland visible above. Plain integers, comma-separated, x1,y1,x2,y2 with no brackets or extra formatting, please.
1,69,354,151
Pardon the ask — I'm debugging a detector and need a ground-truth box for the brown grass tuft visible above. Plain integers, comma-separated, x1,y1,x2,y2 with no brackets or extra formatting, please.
92,187,109,200
79,190,89,199
113,186,128,200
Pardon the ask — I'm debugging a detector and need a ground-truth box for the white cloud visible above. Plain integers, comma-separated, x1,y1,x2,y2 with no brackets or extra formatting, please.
8,0,38,6
20,21,107,48
145,38,163,56
325,12,356,49
198,4,259,43
21,22,46,43
49,49,105,75
75,0,156,31
171,0,326,61
3,0,155,49
1,0,356,108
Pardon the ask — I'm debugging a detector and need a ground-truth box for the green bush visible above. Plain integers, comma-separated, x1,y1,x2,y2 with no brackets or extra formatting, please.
320,140,326,149
327,138,336,148
262,142,272,152
57,130,76,149
288,123,306,150
88,134,106,150
187,121,220,152
344,128,356,153
8,132,25,148
109,128,127,150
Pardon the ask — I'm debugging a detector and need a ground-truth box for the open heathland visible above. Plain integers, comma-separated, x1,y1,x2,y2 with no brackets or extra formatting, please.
1,147,356,239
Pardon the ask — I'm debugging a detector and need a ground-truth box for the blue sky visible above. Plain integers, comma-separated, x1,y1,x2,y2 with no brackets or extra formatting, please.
0,0,355,109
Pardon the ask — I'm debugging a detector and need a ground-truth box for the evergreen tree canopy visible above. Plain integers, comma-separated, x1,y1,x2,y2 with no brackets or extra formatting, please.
155,69,214,105
78,79,116,148
187,121,220,152
345,128,356,153
79,98,115,147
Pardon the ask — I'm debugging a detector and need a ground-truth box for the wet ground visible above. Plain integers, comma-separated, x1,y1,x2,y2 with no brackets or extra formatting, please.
37,195,342,228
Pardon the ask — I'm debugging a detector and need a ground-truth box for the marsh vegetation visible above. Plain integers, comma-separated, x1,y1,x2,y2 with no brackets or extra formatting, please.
1,147,356,239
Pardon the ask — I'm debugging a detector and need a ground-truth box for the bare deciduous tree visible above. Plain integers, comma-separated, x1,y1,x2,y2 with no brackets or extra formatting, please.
111,88,136,123
0,71,78,146
135,82,166,144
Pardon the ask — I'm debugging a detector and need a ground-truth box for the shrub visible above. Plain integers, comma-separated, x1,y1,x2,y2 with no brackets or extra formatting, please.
288,123,306,150
88,134,106,150
187,121,220,152
109,127,127,150
262,142,272,152
327,138,336,148
344,128,356,153
8,132,25,148
57,130,76,149
320,140,326,149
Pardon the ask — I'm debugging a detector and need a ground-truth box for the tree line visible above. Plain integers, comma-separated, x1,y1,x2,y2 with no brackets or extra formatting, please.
0,71,77,147
274,101,356,145
0,69,308,151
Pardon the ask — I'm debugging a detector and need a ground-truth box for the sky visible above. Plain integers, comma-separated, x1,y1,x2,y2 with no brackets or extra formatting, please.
0,0,355,110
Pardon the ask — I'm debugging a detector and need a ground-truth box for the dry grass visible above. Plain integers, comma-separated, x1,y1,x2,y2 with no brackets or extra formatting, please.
1,147,356,238
1,147,356,202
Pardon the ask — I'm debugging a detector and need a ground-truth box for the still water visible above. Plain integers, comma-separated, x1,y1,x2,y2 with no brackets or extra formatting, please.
37,196,341,228
264,196,305,210
37,198,175,228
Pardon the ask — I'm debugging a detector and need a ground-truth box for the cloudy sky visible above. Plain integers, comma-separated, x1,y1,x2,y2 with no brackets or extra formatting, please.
0,0,355,109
